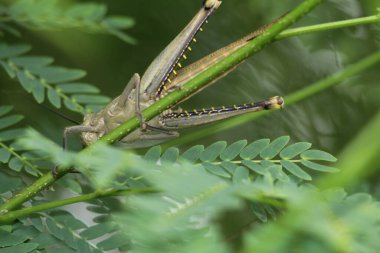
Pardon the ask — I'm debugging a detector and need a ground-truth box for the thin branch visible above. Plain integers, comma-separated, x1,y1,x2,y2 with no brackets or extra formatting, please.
277,14,380,40
0,187,157,223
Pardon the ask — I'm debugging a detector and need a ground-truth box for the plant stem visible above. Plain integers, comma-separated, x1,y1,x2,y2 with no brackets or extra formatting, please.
277,14,380,40
0,188,157,223
0,0,322,215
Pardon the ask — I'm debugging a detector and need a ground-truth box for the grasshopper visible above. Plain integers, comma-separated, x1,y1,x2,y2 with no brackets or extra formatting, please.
64,0,284,148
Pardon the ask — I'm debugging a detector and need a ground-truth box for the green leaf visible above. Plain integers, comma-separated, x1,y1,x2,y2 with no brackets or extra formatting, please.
66,3,106,21
57,83,99,93
281,160,312,181
200,141,227,162
0,243,39,253
181,145,204,163
7,1,135,44
0,148,12,163
301,150,337,162
46,218,64,240
161,147,179,164
29,233,58,249
202,163,231,178
92,215,108,224
220,140,247,161
263,205,277,220
0,230,28,247
346,193,372,204
8,226,38,239
240,139,270,160
63,99,82,112
86,205,109,214
301,160,340,173
48,89,61,108
0,115,23,130
17,71,33,92
31,79,45,103
251,203,268,222
8,157,24,172
71,95,110,104
28,214,44,232
108,29,138,44
221,161,238,174
24,165,39,177
77,239,95,253
34,67,86,83
233,166,250,184
280,142,312,159
0,44,31,58
268,165,289,182
80,223,117,240
144,146,161,162
11,56,54,68
242,160,268,176
49,210,87,231
97,232,129,251
47,88,61,108
103,16,135,29
0,23,21,37
260,136,290,159
0,60,16,78
0,106,13,117
0,129,25,142
57,177,82,194
324,188,347,202
60,228,76,250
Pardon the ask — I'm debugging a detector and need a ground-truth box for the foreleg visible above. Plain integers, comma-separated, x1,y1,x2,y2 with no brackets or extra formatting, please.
53,125,98,178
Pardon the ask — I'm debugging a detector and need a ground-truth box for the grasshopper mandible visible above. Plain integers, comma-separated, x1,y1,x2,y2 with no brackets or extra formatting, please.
64,0,284,148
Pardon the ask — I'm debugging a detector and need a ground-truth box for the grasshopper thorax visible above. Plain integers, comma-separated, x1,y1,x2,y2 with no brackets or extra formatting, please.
80,89,157,146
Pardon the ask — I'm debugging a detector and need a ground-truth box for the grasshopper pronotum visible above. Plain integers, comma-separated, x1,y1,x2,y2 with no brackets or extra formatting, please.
64,0,284,148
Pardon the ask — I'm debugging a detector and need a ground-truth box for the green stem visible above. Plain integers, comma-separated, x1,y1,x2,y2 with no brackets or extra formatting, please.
277,14,380,40
211,159,302,165
0,0,322,215
0,188,157,223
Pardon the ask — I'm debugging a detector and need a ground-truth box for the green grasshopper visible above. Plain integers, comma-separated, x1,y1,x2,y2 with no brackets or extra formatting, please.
64,0,284,148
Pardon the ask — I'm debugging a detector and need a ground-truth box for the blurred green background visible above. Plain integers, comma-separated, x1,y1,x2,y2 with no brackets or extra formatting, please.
0,0,379,168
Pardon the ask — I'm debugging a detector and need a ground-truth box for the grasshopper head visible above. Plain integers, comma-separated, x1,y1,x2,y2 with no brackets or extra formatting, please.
203,0,222,11
80,112,106,146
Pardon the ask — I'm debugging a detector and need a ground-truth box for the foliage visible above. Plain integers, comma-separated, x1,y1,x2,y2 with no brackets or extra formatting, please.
0,1,379,253
0,106,46,177
16,130,338,190
0,0,136,43
1,129,380,253
0,209,127,253
0,43,112,114
0,0,137,114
